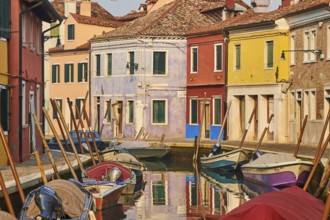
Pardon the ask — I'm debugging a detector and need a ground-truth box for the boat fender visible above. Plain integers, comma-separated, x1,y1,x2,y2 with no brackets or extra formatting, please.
251,150,263,161
209,143,222,157
105,167,122,182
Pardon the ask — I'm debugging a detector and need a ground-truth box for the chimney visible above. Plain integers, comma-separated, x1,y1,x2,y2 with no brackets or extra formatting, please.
81,0,92,17
251,0,271,12
64,0,77,17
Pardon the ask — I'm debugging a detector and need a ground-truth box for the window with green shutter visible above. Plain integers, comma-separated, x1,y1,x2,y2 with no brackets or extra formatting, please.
67,24,75,40
0,0,11,39
215,44,222,71
266,41,274,68
129,52,134,75
190,99,197,124
53,99,62,119
152,100,166,124
75,99,84,119
78,63,88,82
128,100,134,123
213,98,222,125
191,47,198,72
105,100,111,122
96,55,101,76
52,64,60,83
235,44,241,70
0,89,9,130
64,64,74,83
107,53,112,75
153,52,166,75
152,181,165,205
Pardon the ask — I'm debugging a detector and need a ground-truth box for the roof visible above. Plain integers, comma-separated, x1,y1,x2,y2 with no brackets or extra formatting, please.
186,0,330,36
51,0,115,20
71,13,125,28
91,0,217,41
24,0,62,23
115,10,147,22
48,42,89,53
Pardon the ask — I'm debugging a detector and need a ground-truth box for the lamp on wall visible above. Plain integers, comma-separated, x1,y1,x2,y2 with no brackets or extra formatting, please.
280,49,322,60
126,62,138,70
43,35,62,48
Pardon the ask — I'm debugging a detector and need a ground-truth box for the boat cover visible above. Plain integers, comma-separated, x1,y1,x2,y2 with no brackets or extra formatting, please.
26,179,87,218
221,186,324,220
243,153,300,166
0,211,17,220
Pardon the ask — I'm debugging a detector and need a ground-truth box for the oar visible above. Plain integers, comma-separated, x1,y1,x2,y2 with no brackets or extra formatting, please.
33,151,47,184
51,99,87,172
100,99,111,135
255,114,274,151
293,115,308,157
322,188,330,220
75,105,97,165
239,104,257,149
314,107,330,162
43,107,78,180
67,98,85,155
193,92,206,164
0,171,15,216
32,113,60,179
0,123,25,203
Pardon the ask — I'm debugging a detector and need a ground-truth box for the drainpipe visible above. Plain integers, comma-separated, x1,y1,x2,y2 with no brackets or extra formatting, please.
42,20,63,137
19,1,43,162
224,30,230,140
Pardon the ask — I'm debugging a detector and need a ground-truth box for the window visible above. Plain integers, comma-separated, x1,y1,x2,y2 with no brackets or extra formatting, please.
52,64,60,83
30,13,34,49
266,41,274,68
75,98,84,119
53,99,62,119
22,13,27,45
213,98,222,125
190,99,198,124
105,100,111,122
153,51,166,75
152,100,167,124
214,44,222,71
304,90,316,120
78,62,88,82
304,30,317,62
289,91,295,120
95,54,101,76
0,0,11,39
67,24,75,40
36,85,40,120
128,52,135,75
22,81,26,124
128,100,134,123
191,47,198,73
64,64,74,83
235,44,241,70
0,89,9,130
107,53,112,75
152,180,166,205
36,20,40,53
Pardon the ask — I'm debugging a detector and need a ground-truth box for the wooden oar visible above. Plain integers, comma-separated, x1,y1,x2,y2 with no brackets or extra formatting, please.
0,123,25,203
33,151,47,184
255,114,274,151
51,99,87,172
75,105,97,165
100,99,111,135
314,107,330,162
43,107,78,180
215,101,232,145
322,188,330,220
50,99,71,152
193,93,206,164
293,115,308,157
0,171,15,216
239,104,257,149
67,98,85,154
32,113,60,179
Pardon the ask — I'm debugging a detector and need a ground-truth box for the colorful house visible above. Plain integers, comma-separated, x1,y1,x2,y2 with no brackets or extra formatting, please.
89,0,216,140
47,0,123,135
8,0,62,162
185,0,249,140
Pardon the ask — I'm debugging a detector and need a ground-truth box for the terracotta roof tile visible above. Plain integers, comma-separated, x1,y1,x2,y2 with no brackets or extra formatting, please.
51,0,115,20
71,13,125,28
115,10,147,22
49,42,89,52
91,0,216,41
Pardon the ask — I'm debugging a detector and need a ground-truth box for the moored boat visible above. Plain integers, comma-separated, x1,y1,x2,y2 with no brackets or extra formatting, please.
241,153,313,187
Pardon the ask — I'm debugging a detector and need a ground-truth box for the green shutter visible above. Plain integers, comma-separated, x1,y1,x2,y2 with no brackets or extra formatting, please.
52,65,57,83
96,55,101,76
214,99,222,124
129,52,134,75
191,100,197,124
129,101,134,123
106,102,111,122
75,99,81,119
107,54,112,75
84,63,88,82
153,101,165,123
68,24,75,40
152,181,165,205
0,89,9,130
192,48,198,72
216,45,222,70
267,41,274,68
153,52,166,75
65,64,69,82
236,45,241,70
71,64,74,82
0,0,11,39
78,63,82,82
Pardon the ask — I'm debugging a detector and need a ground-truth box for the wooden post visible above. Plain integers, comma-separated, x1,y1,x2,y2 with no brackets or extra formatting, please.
193,93,206,164
255,114,274,151
32,114,60,179
33,151,47,184
0,123,25,203
314,107,330,162
293,115,308,157
322,188,330,220
216,101,232,144
75,105,97,165
67,98,85,154
52,99,86,172
239,104,257,149
0,171,15,216
100,99,111,135
43,107,78,180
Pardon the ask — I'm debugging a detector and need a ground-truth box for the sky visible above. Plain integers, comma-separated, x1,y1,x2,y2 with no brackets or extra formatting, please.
93,0,146,16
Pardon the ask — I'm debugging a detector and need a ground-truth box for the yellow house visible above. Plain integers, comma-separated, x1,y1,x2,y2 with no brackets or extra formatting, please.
48,1,124,135
225,10,291,143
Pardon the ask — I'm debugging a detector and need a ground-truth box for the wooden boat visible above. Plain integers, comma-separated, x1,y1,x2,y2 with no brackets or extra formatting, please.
107,153,146,171
85,161,138,195
222,186,324,220
241,153,313,187
18,179,95,220
82,180,127,210
200,149,249,170
113,141,170,159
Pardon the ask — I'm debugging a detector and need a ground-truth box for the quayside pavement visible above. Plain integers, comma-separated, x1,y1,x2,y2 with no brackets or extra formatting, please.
0,137,329,196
